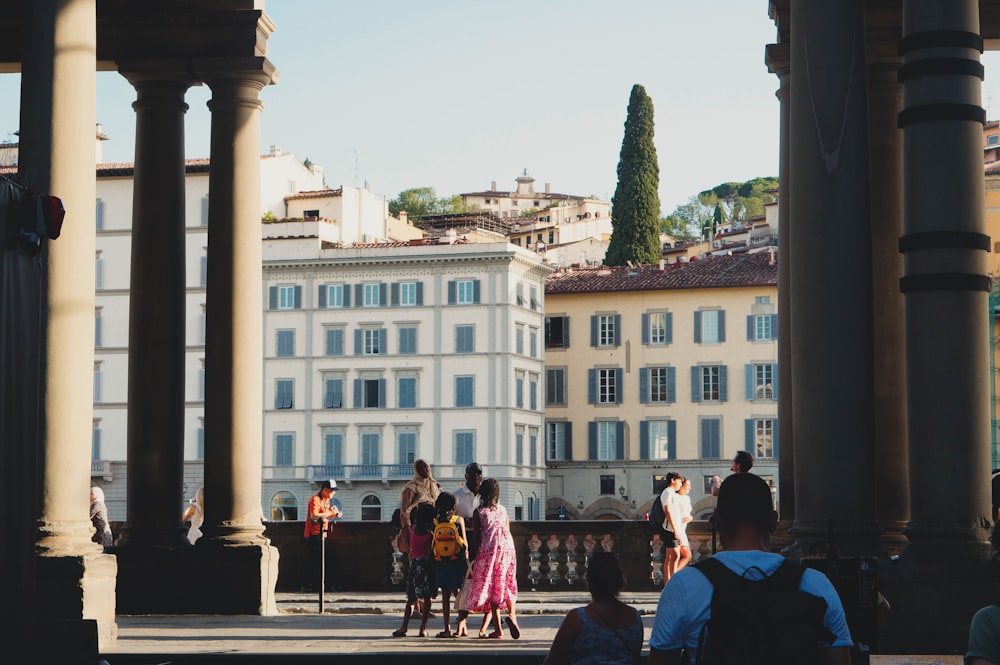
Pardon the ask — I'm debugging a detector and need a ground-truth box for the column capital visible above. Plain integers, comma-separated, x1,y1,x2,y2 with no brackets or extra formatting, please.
196,56,279,90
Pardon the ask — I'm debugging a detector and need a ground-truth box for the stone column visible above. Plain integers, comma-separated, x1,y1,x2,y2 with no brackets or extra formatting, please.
787,0,879,554
197,63,279,614
765,41,794,528
16,0,117,653
119,72,195,548
878,2,998,650
899,1,992,553
866,36,910,549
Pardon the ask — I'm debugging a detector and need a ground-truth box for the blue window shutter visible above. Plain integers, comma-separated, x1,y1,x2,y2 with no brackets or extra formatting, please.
294,285,302,309
379,328,387,353
590,315,598,347
416,281,424,305
613,314,621,346
473,280,481,303
771,363,779,400
318,285,327,308
353,379,362,408
667,420,677,459
693,311,701,342
354,329,362,355
718,310,726,342
639,421,650,459
325,330,335,355
691,366,701,403
565,422,573,460
380,283,387,307
642,313,650,345
269,286,277,310
354,284,363,307
770,314,779,340
588,422,597,460
378,379,386,407
665,312,673,344
390,282,399,306
333,329,344,355
720,365,728,401
745,364,754,400
745,419,754,453
667,367,676,403
343,285,351,307
747,315,754,341
200,196,208,226
615,368,623,403
615,422,625,459
772,419,779,457
639,367,649,404
701,419,710,458
588,369,597,404
448,280,456,304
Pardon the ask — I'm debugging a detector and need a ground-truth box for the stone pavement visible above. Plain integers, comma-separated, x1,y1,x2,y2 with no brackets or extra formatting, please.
98,590,963,664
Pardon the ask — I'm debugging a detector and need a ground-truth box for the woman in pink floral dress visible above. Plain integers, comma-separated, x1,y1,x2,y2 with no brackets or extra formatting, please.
467,477,521,639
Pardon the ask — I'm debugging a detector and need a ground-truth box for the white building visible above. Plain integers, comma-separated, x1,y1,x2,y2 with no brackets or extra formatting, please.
260,229,553,521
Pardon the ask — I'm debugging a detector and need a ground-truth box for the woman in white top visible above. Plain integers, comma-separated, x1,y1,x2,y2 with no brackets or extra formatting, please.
182,485,205,544
675,477,694,572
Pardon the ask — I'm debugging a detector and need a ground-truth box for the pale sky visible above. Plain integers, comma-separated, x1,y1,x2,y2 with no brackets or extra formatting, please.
3,2,1000,215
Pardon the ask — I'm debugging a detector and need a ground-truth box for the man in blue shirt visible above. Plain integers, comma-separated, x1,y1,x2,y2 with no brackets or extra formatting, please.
647,473,853,665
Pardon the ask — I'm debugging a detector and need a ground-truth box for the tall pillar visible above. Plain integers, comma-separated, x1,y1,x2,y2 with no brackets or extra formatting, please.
111,71,198,614
120,72,194,548
787,0,879,554
899,0,992,556
765,41,794,529
197,63,279,614
17,0,116,654
866,37,910,549
879,1,998,651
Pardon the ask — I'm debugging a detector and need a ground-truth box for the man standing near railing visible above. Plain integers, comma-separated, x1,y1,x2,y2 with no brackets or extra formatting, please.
453,462,483,637
301,479,342,592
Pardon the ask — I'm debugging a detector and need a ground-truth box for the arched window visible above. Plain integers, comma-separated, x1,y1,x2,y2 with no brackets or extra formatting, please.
529,492,538,520
361,494,382,521
514,491,524,520
269,491,298,521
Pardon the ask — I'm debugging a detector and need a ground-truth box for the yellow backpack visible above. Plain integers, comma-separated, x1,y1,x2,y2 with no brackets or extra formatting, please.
432,516,465,561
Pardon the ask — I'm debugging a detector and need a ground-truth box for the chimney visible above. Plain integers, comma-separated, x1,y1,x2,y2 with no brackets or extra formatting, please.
545,182,550,194
399,211,409,225
269,145,281,156
659,259,665,271
491,181,497,191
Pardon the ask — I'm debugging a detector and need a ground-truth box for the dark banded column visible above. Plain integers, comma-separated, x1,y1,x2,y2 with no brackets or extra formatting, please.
787,0,879,554
899,3,992,555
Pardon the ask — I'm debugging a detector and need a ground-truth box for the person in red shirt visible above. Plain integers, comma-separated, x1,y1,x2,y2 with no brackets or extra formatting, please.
302,479,342,592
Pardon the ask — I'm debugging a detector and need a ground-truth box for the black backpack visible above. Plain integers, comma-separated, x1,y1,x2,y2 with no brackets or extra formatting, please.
688,557,835,665
649,492,665,530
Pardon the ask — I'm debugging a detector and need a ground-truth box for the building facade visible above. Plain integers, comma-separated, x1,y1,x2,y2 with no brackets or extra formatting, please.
543,252,779,522
260,234,552,521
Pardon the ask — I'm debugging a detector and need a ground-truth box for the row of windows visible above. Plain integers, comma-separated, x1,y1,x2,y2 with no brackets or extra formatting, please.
273,323,541,358
270,427,541,469
273,372,541,411
544,363,779,406
545,417,778,462
269,278,485,311
545,309,778,349
96,196,210,232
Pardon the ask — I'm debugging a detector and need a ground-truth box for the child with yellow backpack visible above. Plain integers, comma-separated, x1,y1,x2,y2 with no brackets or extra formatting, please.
432,492,468,638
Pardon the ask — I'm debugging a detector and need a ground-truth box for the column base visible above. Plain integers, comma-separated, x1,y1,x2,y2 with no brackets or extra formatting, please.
35,551,118,651
879,541,996,653
114,540,278,614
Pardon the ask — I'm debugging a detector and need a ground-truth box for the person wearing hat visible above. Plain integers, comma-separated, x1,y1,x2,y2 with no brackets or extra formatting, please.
302,479,342,592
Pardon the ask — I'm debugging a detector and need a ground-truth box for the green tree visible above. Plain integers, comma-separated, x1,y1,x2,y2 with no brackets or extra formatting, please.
606,84,661,266
388,187,465,220
712,202,725,237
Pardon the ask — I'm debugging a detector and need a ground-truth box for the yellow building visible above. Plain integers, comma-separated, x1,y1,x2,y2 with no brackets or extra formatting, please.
543,251,778,521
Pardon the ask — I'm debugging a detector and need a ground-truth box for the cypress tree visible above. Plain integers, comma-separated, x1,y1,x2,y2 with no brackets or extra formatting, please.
606,84,661,266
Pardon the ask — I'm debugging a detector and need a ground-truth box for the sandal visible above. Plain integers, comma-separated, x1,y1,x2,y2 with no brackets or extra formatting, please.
391,629,406,638
436,631,452,638
486,631,502,639
504,616,521,640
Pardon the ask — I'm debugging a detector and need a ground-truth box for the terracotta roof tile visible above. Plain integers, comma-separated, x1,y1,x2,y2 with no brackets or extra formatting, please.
545,252,777,294
285,188,343,201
